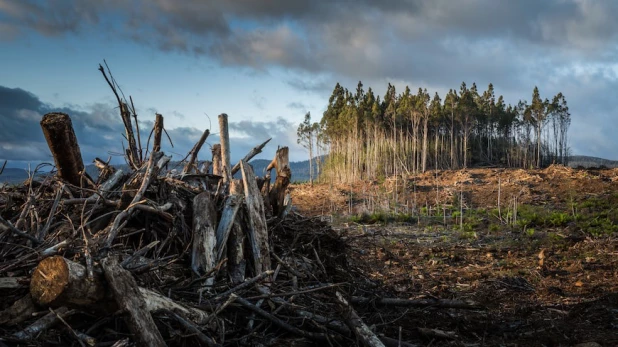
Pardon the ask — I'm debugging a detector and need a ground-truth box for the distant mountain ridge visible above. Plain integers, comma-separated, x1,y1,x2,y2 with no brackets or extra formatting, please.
1,157,323,185
568,155,618,168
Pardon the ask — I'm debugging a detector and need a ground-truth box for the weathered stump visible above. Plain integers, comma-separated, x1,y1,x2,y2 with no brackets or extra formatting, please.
40,113,86,187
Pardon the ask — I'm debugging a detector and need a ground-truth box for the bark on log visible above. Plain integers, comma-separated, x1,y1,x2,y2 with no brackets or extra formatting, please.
215,194,241,262
227,179,245,284
267,147,291,217
40,113,86,187
336,291,386,347
218,114,232,184
240,161,271,274
191,192,217,285
30,256,105,307
153,113,163,152
183,129,210,174
100,256,166,347
212,144,222,176
231,138,272,176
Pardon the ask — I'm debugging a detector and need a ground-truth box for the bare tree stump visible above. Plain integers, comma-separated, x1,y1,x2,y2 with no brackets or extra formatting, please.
267,147,291,217
218,113,232,183
100,256,166,347
191,192,217,286
30,256,105,307
40,113,86,187
240,161,271,275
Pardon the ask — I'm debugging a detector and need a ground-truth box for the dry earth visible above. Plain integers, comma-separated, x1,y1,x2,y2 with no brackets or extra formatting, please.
290,165,618,347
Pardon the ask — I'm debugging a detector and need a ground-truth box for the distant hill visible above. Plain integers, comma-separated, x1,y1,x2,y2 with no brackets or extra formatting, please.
568,155,618,168
1,157,322,185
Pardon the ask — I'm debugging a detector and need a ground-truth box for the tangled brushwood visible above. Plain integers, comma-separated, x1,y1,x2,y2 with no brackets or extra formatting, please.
0,65,482,347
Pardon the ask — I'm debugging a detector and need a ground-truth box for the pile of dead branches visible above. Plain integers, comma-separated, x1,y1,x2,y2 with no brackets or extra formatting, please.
0,66,482,346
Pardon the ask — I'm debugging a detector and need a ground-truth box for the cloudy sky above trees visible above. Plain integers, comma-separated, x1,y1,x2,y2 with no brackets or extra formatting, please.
1,0,618,167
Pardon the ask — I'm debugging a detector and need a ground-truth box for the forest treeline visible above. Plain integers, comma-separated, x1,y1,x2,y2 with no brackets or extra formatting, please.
298,81,571,183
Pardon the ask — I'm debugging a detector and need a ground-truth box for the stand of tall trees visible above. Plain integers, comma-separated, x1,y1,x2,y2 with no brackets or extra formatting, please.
309,81,570,183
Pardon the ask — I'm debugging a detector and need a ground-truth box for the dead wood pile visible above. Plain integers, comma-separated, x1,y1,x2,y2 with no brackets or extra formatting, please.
0,67,481,346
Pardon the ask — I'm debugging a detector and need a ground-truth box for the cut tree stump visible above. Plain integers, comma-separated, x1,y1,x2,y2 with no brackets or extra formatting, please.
267,147,291,217
240,161,271,275
40,113,87,187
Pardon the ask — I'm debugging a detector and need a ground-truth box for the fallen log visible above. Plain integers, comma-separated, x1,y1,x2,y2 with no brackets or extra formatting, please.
40,112,87,187
30,256,105,307
351,296,483,310
100,256,166,347
336,291,386,347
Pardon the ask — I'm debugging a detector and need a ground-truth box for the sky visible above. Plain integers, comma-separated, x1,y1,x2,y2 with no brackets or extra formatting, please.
1,0,618,170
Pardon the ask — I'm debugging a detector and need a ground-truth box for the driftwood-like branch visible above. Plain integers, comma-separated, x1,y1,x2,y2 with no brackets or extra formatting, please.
231,138,272,176
183,129,210,174
211,144,222,177
336,291,386,347
215,194,241,262
12,306,72,341
240,161,271,274
0,215,40,244
191,192,217,286
100,256,166,347
218,114,232,184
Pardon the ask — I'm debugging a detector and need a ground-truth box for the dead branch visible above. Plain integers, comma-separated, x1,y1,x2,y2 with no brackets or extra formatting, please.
336,291,386,347
183,129,210,174
231,138,272,176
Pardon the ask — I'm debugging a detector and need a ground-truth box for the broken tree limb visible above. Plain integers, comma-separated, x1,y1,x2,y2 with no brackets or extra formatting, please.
103,151,168,248
166,310,220,347
191,192,217,286
218,113,232,184
100,256,166,347
240,161,271,274
231,138,272,176
12,306,72,341
0,215,40,244
40,113,87,187
351,296,483,310
139,287,210,325
336,291,386,347
0,276,29,289
30,256,105,307
183,129,210,174
267,147,291,217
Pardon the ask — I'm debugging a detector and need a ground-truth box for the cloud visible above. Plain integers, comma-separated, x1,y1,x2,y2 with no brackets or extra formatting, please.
3,1,618,159
0,86,305,168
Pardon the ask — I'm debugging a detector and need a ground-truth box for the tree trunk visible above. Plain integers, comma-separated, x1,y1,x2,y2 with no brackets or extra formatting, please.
40,113,88,187
218,113,232,183
191,192,217,286
267,147,291,218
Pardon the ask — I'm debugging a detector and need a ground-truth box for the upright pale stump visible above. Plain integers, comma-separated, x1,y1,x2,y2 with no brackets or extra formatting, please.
40,113,86,186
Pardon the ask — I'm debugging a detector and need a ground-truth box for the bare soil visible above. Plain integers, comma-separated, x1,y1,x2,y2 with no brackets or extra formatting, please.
290,165,618,346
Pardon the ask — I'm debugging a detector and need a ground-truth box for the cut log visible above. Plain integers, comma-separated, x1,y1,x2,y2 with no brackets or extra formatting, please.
100,256,166,347
212,144,222,176
191,192,217,285
40,113,87,187
218,113,232,183
240,161,271,275
30,256,105,307
267,147,291,217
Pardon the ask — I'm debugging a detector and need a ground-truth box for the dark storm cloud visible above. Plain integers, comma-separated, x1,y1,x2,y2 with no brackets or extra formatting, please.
3,0,618,158
0,86,297,167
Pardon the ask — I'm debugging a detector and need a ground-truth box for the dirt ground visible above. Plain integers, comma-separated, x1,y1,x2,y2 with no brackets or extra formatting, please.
290,165,618,347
